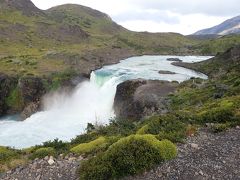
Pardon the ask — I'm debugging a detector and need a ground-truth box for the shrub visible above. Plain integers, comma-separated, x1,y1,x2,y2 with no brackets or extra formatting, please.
70,132,98,145
78,135,177,179
0,147,19,163
41,139,70,154
136,125,149,134
157,131,185,143
185,125,198,136
211,123,229,133
139,115,187,142
30,147,55,159
198,103,234,123
5,87,24,111
71,137,106,155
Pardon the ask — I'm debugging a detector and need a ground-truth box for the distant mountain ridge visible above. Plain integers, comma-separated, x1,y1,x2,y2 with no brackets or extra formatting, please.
194,15,240,35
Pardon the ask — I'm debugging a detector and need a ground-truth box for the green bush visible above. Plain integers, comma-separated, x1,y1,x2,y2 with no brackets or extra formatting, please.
136,125,149,134
71,137,106,155
30,147,56,159
70,132,98,145
0,147,19,163
138,115,187,142
198,103,234,123
5,87,24,111
157,131,186,143
211,123,229,133
78,135,177,179
41,139,70,154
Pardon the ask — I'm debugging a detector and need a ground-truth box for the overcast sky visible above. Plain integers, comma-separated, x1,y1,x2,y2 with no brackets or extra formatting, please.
31,0,239,35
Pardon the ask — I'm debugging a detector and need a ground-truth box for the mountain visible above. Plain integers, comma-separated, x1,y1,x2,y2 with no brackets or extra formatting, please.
0,0,239,78
194,15,240,35
0,0,43,15
0,0,199,77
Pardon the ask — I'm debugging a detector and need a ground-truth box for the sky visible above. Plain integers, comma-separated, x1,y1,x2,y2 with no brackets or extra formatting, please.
31,0,240,35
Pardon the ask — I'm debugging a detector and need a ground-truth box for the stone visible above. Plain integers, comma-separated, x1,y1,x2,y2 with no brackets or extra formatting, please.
48,157,55,166
114,79,178,120
190,143,199,149
68,157,76,162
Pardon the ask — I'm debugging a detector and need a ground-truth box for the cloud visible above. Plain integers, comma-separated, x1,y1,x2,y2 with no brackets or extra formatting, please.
118,14,227,34
130,0,240,17
31,0,239,34
113,9,180,25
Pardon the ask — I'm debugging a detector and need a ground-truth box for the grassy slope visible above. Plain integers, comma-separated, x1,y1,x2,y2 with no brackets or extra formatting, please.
0,1,222,77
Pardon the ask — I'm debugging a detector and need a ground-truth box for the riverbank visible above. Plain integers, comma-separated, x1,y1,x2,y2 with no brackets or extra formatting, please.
1,126,239,180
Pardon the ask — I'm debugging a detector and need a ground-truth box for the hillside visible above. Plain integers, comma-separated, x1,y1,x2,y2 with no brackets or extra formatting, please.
0,0,199,77
194,15,240,35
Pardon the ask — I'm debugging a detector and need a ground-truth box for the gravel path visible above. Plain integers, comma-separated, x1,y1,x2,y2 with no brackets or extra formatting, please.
1,127,240,180
0,155,81,180
126,127,240,180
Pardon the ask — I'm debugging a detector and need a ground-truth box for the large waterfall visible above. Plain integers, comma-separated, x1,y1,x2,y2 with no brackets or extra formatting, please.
0,55,211,149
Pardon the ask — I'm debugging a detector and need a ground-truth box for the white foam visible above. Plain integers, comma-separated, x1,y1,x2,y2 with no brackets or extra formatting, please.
0,55,211,149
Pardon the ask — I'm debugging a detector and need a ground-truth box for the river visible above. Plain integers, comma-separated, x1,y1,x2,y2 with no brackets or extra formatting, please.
0,55,211,149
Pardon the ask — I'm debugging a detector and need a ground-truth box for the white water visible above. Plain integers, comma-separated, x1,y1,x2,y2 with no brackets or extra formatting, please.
0,55,211,149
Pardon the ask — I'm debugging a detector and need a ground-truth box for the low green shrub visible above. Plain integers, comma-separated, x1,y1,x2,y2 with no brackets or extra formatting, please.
211,123,229,133
136,125,149,134
30,147,55,159
70,132,98,145
71,137,106,155
157,131,185,143
78,134,177,179
198,101,235,123
138,115,187,142
5,87,24,111
0,147,19,163
41,139,70,154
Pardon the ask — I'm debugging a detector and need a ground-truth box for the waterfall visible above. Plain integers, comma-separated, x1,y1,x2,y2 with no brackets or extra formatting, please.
0,72,118,149
0,55,211,149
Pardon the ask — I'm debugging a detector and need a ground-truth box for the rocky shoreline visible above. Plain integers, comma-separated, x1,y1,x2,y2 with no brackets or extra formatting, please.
1,127,239,180
126,126,240,180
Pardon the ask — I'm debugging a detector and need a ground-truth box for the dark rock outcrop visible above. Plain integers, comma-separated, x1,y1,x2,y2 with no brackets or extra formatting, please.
18,77,46,107
0,73,17,115
114,79,178,120
167,58,182,62
158,70,176,74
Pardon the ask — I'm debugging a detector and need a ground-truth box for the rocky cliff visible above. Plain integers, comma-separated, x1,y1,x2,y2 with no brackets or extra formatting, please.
114,80,178,120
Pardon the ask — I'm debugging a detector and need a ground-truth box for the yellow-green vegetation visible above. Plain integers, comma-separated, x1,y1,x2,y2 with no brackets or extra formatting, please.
30,147,56,160
78,135,177,179
137,115,188,143
192,34,240,55
0,146,26,173
70,137,106,155
5,87,24,111
169,46,240,132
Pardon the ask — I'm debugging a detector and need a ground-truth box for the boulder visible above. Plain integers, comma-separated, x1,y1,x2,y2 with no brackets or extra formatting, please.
20,102,39,119
167,58,182,62
158,70,176,74
114,79,178,120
